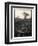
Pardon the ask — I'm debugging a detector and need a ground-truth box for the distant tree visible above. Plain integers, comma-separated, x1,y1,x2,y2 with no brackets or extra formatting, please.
23,12,29,19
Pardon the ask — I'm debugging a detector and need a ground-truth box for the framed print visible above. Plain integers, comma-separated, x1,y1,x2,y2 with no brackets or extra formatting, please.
5,2,37,44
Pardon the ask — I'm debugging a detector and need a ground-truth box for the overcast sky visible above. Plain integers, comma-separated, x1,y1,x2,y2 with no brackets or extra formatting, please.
15,8,32,19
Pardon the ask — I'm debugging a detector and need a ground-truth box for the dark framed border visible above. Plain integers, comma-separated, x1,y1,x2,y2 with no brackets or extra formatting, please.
5,2,37,44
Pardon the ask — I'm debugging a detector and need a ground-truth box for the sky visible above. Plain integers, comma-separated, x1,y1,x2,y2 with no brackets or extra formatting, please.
15,8,32,19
